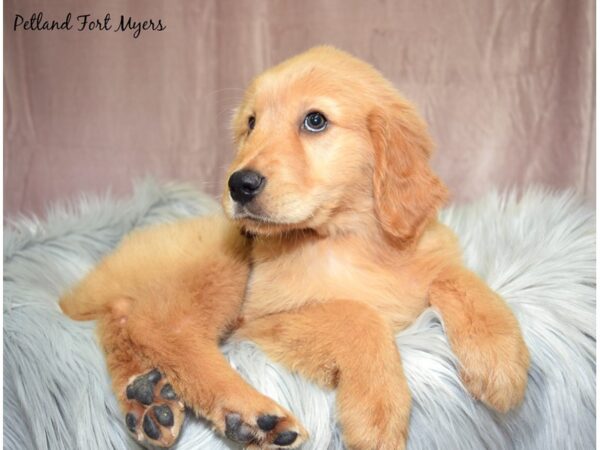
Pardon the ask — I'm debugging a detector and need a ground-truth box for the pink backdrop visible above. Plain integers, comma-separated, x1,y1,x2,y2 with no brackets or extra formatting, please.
4,0,595,217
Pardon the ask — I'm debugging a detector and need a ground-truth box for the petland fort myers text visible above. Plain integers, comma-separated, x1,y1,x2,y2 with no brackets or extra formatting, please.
13,12,166,39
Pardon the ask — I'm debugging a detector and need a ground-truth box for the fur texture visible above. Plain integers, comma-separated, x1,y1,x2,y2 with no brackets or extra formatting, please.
4,180,595,450
55,47,530,450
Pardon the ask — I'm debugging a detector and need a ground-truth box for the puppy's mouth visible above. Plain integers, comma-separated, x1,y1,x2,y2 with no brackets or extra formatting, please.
230,202,315,236
233,203,289,225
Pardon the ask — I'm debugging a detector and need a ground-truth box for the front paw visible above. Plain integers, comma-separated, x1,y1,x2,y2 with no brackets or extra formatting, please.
208,391,308,450
458,332,530,413
222,411,305,449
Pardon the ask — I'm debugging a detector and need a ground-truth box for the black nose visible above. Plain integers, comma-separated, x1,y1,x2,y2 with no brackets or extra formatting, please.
228,169,266,205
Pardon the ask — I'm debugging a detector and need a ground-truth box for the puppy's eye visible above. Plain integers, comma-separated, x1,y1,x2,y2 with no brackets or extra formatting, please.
248,116,256,131
303,112,327,133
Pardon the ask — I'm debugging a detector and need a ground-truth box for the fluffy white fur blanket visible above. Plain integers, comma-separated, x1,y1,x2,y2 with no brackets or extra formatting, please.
4,181,595,450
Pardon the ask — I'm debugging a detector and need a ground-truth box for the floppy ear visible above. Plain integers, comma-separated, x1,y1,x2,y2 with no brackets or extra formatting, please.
368,97,448,244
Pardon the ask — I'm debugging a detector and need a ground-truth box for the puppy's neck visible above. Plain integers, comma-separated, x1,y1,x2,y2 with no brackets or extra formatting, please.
313,207,381,240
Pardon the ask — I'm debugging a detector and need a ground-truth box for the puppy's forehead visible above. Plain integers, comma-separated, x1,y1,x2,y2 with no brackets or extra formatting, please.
238,48,388,121
250,64,339,107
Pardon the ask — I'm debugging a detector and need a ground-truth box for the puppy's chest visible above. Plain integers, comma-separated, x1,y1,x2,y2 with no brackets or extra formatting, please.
241,242,429,328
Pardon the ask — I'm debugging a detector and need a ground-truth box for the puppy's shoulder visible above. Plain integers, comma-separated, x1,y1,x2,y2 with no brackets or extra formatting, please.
414,220,462,262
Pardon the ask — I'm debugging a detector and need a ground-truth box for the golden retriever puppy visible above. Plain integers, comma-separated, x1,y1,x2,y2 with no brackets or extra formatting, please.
60,46,530,450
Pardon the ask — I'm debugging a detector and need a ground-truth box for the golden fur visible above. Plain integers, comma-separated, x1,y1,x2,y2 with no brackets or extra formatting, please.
60,47,529,450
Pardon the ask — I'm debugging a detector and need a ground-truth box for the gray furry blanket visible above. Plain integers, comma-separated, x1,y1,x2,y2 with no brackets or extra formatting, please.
4,181,595,450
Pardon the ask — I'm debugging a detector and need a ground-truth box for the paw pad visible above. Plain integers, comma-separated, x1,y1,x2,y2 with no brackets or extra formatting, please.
154,405,174,427
257,414,279,431
222,411,301,447
274,430,298,446
123,369,185,448
225,413,255,443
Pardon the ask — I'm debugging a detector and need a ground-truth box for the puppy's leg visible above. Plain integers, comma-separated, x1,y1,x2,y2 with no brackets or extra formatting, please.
238,300,411,450
429,265,530,412
98,291,307,449
96,298,186,448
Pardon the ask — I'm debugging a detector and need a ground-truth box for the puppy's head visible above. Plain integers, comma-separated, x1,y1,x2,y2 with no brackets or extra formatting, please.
223,46,447,243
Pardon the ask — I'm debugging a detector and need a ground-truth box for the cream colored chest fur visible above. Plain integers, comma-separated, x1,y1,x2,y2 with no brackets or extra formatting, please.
241,223,460,331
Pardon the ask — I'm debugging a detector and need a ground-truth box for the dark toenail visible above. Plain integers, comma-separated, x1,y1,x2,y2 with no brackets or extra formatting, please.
147,369,162,384
143,414,161,440
225,413,255,443
125,413,137,432
160,383,177,400
257,414,279,431
153,405,174,427
273,430,298,446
